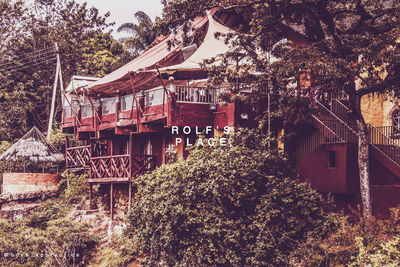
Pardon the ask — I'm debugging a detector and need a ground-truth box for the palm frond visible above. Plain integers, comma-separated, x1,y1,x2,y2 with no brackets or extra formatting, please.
134,11,153,26
117,22,139,34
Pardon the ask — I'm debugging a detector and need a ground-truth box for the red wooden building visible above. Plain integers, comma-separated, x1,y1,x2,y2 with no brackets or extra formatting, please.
61,11,257,218
61,10,400,219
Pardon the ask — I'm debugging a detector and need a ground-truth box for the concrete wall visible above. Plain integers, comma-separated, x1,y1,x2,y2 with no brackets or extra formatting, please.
2,173,59,194
297,143,358,194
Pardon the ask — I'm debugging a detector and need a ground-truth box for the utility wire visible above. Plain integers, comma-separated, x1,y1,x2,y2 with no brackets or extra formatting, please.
0,48,56,67
0,56,56,76
0,55,57,74
0,50,56,71
0,47,55,64
0,52,56,71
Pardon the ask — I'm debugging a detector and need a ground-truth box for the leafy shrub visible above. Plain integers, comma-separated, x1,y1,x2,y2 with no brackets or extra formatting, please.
0,217,96,266
127,128,336,266
59,170,89,204
25,200,67,229
0,171,96,266
289,206,400,266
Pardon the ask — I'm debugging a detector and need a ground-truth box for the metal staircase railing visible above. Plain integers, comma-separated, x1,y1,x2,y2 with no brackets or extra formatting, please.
294,130,324,166
330,99,357,132
295,94,400,169
330,99,400,169
294,99,357,166
368,124,400,168
312,99,358,142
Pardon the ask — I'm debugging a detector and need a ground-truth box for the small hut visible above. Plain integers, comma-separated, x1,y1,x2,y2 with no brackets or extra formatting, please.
0,126,64,194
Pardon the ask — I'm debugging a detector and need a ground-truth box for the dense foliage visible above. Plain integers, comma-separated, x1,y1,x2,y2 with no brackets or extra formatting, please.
289,208,400,266
128,129,336,266
159,0,400,220
0,171,96,266
0,0,124,141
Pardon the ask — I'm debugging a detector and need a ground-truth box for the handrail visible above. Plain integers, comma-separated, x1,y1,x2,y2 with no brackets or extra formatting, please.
295,98,357,166
91,154,129,160
175,85,217,104
330,99,357,132
66,145,88,150
314,99,358,136
89,155,156,179
368,123,400,167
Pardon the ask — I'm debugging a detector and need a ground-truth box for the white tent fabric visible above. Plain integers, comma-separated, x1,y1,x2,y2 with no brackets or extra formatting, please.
65,75,100,93
159,12,235,73
86,14,212,92
64,76,100,107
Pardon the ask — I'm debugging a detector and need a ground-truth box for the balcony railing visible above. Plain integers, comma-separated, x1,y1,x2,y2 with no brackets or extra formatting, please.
62,84,259,124
374,126,400,144
90,155,130,179
66,145,90,169
89,154,156,179
175,85,228,104
144,88,167,107
175,86,218,104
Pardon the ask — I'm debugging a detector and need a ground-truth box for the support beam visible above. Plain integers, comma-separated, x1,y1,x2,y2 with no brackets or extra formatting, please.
128,182,132,211
115,127,131,135
129,133,133,211
162,135,166,165
89,184,92,207
110,183,114,220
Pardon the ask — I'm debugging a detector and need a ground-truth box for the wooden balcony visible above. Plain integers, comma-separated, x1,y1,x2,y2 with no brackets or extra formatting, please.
86,155,156,183
61,86,226,135
65,141,107,170
66,145,90,169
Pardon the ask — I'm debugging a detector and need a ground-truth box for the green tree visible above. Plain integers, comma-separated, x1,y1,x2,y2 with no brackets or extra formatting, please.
128,129,336,266
0,0,124,141
117,11,157,57
159,0,400,222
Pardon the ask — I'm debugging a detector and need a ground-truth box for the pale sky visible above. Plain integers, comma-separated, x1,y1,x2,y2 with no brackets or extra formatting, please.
74,0,164,39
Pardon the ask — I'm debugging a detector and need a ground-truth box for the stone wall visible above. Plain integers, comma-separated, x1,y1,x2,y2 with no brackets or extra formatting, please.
0,189,59,220
97,183,131,221
113,184,130,221
2,173,60,194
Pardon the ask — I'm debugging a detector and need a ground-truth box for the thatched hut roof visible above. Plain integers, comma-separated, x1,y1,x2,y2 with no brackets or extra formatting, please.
0,126,64,163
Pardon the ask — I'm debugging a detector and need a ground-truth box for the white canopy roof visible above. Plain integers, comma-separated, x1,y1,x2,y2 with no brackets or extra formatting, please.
65,75,100,93
159,11,235,74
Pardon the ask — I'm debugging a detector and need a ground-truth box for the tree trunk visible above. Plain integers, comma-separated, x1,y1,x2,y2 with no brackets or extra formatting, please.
356,119,372,221
349,89,373,223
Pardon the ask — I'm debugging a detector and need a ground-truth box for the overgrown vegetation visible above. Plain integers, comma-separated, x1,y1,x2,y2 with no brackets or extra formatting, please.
0,171,96,266
127,129,337,266
289,208,400,266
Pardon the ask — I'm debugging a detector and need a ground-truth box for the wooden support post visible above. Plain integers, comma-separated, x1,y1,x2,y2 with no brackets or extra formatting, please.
128,133,133,211
110,139,113,156
128,181,132,211
116,90,120,123
129,133,133,177
89,183,92,207
128,72,142,133
155,65,169,117
110,183,114,220
162,135,166,165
